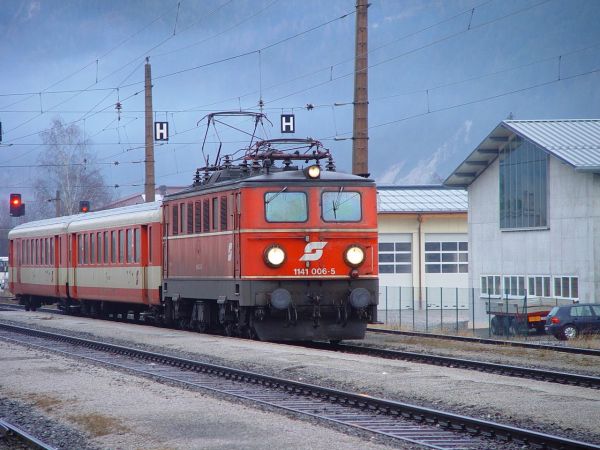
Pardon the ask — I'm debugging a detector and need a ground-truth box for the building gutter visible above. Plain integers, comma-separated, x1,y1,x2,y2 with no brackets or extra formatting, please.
417,213,423,308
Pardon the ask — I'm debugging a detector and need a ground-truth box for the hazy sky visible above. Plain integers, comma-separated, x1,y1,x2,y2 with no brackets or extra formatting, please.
1,0,599,206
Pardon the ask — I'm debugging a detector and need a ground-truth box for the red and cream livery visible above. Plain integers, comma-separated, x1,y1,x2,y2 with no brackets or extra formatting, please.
8,202,162,315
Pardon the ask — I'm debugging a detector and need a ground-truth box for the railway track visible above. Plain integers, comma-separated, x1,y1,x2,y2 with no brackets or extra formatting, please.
2,302,599,389
0,322,598,450
367,327,600,357
308,342,600,389
0,418,56,450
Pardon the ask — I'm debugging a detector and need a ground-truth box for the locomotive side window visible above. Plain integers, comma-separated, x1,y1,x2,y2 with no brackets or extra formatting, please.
194,201,202,233
220,196,228,230
321,191,362,222
172,205,179,236
212,197,219,230
203,199,209,232
265,191,308,222
180,203,185,234
187,203,193,234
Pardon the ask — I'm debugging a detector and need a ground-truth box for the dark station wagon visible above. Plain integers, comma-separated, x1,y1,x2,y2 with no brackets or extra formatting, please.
545,303,600,340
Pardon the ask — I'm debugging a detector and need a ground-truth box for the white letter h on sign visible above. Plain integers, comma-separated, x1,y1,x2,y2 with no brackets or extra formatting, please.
280,114,295,133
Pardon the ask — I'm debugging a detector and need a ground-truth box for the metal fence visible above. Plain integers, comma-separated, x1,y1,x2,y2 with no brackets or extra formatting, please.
377,286,575,339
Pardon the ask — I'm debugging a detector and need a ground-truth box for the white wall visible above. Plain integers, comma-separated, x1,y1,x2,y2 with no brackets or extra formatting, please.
469,156,600,301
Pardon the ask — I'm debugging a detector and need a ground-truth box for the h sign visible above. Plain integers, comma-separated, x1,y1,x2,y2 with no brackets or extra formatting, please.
280,114,295,134
154,122,169,141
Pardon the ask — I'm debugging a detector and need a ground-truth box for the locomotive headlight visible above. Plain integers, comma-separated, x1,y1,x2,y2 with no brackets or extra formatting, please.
305,164,321,179
264,244,286,267
344,245,365,267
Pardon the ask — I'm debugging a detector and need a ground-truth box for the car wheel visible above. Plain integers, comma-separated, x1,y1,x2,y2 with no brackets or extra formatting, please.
561,325,578,340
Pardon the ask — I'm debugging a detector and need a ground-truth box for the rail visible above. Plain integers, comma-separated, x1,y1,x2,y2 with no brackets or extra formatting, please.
0,322,598,450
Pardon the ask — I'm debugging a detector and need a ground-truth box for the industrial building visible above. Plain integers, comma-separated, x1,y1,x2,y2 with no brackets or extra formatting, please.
445,119,600,303
377,185,468,307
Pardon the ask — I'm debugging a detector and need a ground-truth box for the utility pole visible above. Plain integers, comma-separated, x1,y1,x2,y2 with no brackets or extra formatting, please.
352,0,369,177
144,57,156,202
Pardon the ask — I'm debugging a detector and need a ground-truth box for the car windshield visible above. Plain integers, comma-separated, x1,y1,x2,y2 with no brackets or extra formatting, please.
265,191,307,222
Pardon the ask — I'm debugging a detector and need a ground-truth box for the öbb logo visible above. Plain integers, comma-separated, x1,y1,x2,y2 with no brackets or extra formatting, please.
299,242,328,262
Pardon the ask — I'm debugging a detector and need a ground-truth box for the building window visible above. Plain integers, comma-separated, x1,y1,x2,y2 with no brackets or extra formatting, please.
554,276,578,299
503,275,525,296
528,276,550,297
425,241,468,273
481,275,501,296
499,137,548,229
378,242,411,274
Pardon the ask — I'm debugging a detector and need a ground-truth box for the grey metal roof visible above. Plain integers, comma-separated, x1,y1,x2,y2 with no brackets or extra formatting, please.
445,119,600,187
377,185,467,213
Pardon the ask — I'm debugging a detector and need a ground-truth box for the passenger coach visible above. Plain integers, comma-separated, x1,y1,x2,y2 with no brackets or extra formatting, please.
8,202,162,314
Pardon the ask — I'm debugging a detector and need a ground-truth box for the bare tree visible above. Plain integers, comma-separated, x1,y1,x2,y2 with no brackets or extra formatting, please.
34,118,113,217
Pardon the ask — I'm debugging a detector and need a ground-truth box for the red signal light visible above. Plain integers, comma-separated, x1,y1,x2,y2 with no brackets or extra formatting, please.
9,193,24,217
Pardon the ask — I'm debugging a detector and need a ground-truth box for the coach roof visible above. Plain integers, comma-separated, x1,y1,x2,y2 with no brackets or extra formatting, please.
9,201,162,239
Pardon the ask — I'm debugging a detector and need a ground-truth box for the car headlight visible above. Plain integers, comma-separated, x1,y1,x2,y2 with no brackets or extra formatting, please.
264,244,286,267
344,244,365,267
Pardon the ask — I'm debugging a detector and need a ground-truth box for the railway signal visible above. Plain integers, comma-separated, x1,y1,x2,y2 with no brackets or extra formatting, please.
79,201,90,213
9,193,25,217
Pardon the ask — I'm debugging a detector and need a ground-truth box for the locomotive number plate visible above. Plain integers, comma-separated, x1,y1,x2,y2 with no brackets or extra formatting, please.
294,267,336,276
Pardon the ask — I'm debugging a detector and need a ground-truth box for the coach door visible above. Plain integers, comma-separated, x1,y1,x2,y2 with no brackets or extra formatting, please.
53,235,60,297
69,233,77,298
140,225,149,304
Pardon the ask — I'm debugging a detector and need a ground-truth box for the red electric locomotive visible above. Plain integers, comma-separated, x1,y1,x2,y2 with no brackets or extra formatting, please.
8,112,379,341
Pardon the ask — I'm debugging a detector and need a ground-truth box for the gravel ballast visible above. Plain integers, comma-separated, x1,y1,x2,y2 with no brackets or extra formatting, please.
0,339,399,450
1,310,599,446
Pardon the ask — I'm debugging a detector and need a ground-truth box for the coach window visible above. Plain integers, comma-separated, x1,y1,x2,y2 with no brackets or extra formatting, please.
126,229,133,263
265,191,308,222
78,235,83,265
84,234,90,265
104,232,109,264
96,232,101,264
50,238,54,265
172,205,179,236
90,233,95,264
111,231,116,263
119,230,125,263
134,228,140,263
